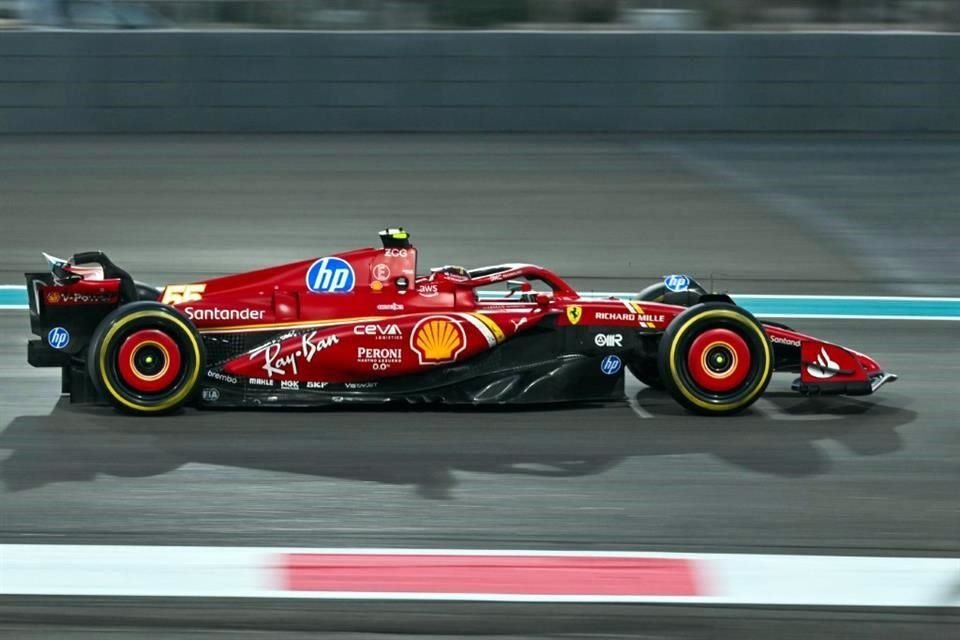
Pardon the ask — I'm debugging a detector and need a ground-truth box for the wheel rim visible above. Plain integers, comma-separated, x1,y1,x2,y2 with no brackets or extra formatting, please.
685,328,751,393
666,309,772,411
116,329,182,394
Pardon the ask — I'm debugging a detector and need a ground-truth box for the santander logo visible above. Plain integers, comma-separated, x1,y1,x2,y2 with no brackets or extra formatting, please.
806,346,840,379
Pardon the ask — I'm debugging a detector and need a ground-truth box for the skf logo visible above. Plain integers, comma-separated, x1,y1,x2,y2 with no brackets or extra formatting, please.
161,284,206,305
566,305,582,325
411,316,466,365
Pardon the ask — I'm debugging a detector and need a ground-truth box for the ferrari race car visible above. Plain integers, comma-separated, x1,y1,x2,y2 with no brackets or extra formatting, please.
25,229,896,416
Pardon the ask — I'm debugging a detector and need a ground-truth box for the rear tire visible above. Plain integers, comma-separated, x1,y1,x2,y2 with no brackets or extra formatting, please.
87,302,204,415
658,303,773,416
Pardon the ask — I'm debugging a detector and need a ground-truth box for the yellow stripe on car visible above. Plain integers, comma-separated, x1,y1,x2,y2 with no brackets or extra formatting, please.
470,312,506,343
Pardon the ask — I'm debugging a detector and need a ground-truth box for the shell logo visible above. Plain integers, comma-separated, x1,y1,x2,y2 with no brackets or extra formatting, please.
411,315,467,365
46,291,61,304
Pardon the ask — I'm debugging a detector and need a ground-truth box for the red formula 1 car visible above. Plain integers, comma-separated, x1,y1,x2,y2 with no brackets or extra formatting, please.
25,229,896,416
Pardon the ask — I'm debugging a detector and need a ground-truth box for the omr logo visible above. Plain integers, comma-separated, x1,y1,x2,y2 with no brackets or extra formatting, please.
306,257,355,294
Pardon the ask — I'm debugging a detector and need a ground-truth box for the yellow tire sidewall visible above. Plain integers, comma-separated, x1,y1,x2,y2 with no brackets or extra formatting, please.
667,308,772,413
97,309,202,413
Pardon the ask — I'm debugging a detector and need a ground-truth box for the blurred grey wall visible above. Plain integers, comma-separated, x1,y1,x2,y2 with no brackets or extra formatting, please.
0,32,956,132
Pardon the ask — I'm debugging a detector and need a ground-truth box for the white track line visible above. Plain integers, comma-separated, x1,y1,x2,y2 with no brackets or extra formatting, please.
623,371,654,419
0,545,957,607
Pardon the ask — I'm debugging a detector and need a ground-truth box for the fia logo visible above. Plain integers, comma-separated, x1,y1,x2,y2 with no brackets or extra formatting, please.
600,354,622,376
664,274,690,293
306,257,355,293
47,326,70,349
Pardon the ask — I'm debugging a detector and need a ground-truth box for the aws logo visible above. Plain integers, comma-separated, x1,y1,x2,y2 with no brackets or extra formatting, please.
411,315,466,365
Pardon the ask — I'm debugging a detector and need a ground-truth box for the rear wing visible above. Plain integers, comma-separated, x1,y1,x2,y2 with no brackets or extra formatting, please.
25,251,156,368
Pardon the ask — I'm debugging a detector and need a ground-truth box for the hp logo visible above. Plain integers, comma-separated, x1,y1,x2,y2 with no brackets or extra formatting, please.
47,326,70,350
600,354,622,376
664,274,690,293
306,257,355,294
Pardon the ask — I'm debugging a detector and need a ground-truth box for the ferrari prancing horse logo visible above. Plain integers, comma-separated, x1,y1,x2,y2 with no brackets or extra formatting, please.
566,305,582,325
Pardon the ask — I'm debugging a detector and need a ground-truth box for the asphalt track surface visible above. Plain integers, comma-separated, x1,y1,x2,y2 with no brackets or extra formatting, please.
0,135,958,638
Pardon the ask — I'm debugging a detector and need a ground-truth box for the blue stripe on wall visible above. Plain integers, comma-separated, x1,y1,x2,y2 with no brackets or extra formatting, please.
3,286,959,319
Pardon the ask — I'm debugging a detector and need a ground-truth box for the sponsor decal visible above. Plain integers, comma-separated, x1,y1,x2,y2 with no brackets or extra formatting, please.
185,307,265,322
280,380,300,390
440,265,469,281
161,284,206,305
306,257,355,294
345,382,378,389
596,312,635,322
771,335,801,348
594,333,624,348
357,346,403,371
248,332,340,378
206,370,239,385
47,326,70,349
566,305,582,325
806,346,840,379
201,387,220,402
600,354,622,376
511,317,528,330
664,275,691,293
306,381,328,389
411,316,467,365
249,377,274,387
45,291,116,305
595,311,665,324
353,323,402,339
370,280,383,292
372,263,391,282
418,283,439,298
383,248,408,258
377,302,404,311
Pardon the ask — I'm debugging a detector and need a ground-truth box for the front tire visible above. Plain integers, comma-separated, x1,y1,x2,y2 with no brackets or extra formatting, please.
87,302,204,414
658,303,773,416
